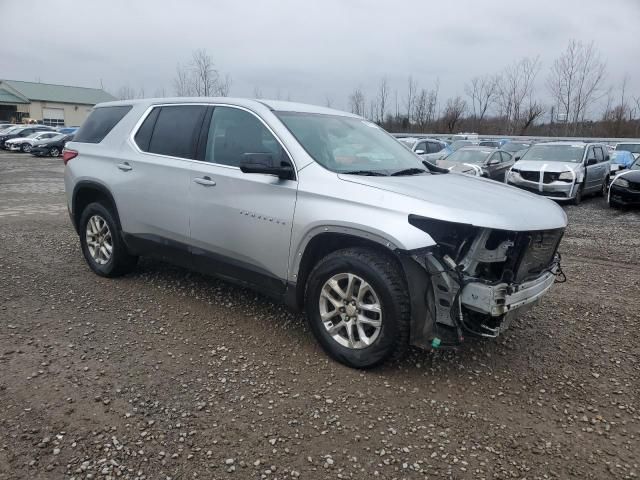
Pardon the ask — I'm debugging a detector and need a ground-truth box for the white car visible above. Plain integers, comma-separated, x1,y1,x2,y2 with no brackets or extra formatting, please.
5,131,60,153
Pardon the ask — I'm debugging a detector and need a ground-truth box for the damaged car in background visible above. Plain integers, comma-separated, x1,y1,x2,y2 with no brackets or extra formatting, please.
64,98,568,369
506,141,610,205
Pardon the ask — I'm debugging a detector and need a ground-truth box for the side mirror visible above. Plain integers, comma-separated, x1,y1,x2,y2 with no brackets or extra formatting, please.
240,153,294,180
414,149,425,155
586,158,597,166
487,159,500,166
514,156,521,161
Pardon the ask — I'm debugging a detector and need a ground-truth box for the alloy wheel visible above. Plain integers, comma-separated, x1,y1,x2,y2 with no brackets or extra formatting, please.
50,147,60,157
318,273,382,349
85,215,113,265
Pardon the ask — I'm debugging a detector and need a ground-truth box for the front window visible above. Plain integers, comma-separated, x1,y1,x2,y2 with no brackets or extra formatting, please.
631,159,640,171
520,144,585,163
445,149,492,164
276,112,427,175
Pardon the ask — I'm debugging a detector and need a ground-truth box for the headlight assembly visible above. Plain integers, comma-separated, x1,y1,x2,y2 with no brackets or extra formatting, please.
615,178,630,188
558,171,574,181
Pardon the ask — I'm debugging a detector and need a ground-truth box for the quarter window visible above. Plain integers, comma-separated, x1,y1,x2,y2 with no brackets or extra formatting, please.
74,106,132,143
146,105,207,159
204,106,287,167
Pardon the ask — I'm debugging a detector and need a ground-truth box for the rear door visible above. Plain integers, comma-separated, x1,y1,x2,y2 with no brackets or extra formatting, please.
114,104,206,253
188,105,298,294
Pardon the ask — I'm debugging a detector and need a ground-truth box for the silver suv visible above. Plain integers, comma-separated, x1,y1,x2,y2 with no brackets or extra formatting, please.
64,98,567,368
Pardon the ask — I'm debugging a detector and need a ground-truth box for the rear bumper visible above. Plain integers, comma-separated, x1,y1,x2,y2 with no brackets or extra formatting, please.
461,269,557,317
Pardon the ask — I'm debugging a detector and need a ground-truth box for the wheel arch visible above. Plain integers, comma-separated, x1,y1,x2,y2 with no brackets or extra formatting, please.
72,181,121,234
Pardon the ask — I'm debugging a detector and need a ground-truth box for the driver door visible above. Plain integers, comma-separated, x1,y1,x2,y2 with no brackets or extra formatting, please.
189,106,298,295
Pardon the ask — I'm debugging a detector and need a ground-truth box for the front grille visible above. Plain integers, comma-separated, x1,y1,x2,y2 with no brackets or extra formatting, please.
514,229,564,282
519,171,539,182
515,184,567,198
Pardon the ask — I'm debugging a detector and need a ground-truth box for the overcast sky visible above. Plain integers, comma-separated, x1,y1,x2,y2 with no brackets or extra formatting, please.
2,0,639,113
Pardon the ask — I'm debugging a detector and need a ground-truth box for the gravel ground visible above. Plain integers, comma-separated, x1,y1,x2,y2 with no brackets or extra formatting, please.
0,151,638,480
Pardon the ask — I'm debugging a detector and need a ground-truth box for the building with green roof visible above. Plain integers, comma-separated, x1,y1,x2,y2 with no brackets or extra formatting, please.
0,79,115,126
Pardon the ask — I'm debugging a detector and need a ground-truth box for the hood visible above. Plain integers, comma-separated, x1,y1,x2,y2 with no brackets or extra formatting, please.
338,172,567,232
437,159,482,176
5,137,29,144
613,169,640,183
513,160,581,173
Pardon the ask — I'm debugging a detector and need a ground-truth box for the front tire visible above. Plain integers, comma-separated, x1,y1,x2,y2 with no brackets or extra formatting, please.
599,177,609,197
21,143,31,153
49,147,60,157
305,247,410,369
79,202,137,277
571,184,583,205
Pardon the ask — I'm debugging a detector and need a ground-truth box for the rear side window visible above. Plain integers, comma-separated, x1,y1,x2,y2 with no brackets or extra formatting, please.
143,105,206,159
134,107,160,151
594,147,604,162
74,106,132,143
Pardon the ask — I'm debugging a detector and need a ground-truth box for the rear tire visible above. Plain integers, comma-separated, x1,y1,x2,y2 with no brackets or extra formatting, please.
79,202,138,277
305,247,410,369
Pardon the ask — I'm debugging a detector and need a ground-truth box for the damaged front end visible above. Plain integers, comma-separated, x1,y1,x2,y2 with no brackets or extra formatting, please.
404,215,564,348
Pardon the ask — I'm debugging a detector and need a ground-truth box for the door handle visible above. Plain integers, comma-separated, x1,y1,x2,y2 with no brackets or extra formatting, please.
117,162,132,172
194,176,216,186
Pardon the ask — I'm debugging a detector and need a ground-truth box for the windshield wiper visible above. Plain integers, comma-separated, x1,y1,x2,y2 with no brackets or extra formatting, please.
341,170,388,176
390,168,428,176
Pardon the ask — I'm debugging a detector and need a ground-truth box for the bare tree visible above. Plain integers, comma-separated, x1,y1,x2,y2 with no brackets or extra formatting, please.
253,87,263,99
324,95,333,108
465,74,497,125
173,50,232,97
413,89,429,132
190,49,219,96
442,96,467,133
405,75,417,123
368,98,378,122
348,88,366,116
426,79,439,125
496,56,541,134
547,40,607,135
116,85,137,100
377,77,389,124
153,87,167,98
174,63,193,96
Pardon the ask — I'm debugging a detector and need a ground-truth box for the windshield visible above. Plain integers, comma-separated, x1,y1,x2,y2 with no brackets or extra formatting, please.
398,138,417,149
520,144,584,163
276,112,428,175
446,149,492,164
449,140,474,152
502,142,530,152
1,126,20,135
616,143,640,154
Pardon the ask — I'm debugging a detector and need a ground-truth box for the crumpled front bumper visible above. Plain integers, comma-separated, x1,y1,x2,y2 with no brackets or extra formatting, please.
460,269,557,317
507,171,576,200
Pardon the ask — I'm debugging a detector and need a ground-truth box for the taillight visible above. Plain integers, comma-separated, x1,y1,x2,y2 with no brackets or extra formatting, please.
62,148,78,165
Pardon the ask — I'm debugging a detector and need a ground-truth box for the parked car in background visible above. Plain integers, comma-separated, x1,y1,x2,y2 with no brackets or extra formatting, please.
448,139,480,153
31,133,74,157
608,158,640,208
0,123,16,132
615,142,640,157
479,139,508,148
610,150,636,174
502,141,532,158
437,146,513,181
4,131,61,153
506,142,610,205
398,137,450,163
63,98,567,368
0,125,54,149
58,127,79,135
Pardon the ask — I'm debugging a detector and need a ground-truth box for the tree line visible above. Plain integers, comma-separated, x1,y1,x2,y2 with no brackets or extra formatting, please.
113,40,640,138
